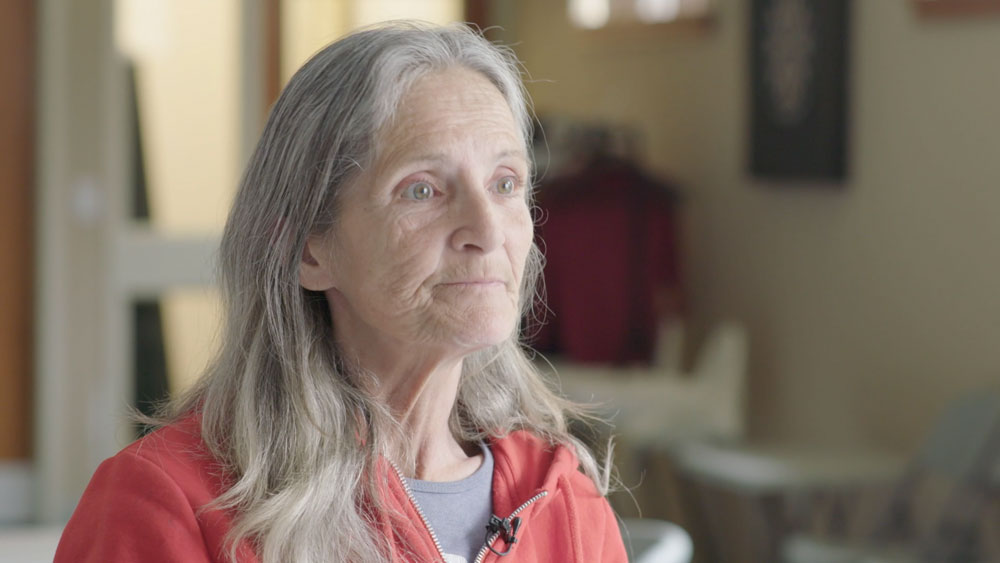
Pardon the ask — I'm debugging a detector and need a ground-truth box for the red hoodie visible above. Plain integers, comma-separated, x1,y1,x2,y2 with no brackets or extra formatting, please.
55,417,626,562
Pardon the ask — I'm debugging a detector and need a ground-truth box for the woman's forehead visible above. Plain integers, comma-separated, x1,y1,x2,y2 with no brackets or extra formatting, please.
373,68,526,168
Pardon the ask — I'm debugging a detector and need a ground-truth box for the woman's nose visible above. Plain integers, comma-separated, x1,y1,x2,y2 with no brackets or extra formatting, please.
449,187,505,253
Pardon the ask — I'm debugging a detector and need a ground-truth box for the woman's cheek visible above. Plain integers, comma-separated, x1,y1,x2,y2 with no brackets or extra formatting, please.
512,208,534,269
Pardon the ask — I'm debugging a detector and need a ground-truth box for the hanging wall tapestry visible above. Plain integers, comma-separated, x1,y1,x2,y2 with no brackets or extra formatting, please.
749,0,850,181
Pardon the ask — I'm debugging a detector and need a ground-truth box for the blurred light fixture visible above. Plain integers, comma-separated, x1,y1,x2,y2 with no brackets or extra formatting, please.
568,0,612,29
569,0,711,28
635,0,681,23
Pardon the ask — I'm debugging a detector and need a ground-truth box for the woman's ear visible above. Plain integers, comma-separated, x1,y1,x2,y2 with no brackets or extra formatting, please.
299,235,336,291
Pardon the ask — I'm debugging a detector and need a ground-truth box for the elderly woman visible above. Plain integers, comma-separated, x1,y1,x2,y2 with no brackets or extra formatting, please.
55,22,626,563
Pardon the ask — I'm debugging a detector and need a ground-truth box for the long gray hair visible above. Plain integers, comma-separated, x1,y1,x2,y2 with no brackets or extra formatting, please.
165,21,608,562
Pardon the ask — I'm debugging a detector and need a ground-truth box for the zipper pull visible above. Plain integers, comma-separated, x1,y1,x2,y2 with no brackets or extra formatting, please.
484,516,523,556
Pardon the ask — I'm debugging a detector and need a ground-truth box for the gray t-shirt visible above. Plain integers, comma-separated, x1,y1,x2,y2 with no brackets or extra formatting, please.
406,443,494,563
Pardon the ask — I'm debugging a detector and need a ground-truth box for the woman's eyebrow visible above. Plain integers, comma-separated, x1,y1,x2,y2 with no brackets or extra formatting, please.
397,153,449,166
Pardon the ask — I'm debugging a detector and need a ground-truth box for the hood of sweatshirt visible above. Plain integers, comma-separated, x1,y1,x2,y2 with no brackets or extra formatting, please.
489,430,583,516
377,430,609,562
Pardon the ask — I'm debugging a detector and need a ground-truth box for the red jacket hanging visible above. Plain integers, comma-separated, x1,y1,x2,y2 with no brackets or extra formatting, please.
534,156,682,365
54,416,626,562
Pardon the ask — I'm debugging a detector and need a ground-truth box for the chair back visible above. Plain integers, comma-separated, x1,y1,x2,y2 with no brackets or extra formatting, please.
875,387,1000,562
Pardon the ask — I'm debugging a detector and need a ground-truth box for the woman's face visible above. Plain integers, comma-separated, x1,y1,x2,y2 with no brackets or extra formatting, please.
309,67,533,362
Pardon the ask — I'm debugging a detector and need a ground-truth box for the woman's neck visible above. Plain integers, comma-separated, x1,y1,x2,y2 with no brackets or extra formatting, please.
364,353,482,481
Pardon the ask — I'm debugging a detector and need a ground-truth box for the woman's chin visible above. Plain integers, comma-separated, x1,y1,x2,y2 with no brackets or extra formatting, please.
439,308,518,353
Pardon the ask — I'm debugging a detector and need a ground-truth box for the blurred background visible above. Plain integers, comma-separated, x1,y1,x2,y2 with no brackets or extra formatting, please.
1,1,998,561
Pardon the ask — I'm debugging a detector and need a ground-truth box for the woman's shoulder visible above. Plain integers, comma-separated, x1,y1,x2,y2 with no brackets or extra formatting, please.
119,414,228,497
81,413,231,514
54,415,243,562
127,415,214,464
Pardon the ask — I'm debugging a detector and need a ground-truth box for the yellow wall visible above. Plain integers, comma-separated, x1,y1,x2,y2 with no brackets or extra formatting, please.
280,0,463,84
115,0,241,393
504,1,1000,452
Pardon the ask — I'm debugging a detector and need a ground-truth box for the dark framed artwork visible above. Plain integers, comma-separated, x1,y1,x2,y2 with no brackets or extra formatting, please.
749,0,850,181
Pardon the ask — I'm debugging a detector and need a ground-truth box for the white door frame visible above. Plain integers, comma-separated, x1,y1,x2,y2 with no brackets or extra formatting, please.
34,0,264,524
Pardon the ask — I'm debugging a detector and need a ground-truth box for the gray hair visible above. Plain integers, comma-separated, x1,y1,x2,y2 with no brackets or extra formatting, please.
166,21,608,563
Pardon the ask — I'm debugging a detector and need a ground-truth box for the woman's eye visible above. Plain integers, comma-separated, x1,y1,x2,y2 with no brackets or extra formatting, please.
402,181,434,200
496,176,517,195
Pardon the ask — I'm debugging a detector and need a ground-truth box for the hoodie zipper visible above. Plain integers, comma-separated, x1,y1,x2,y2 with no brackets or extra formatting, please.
472,490,549,563
388,461,448,561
